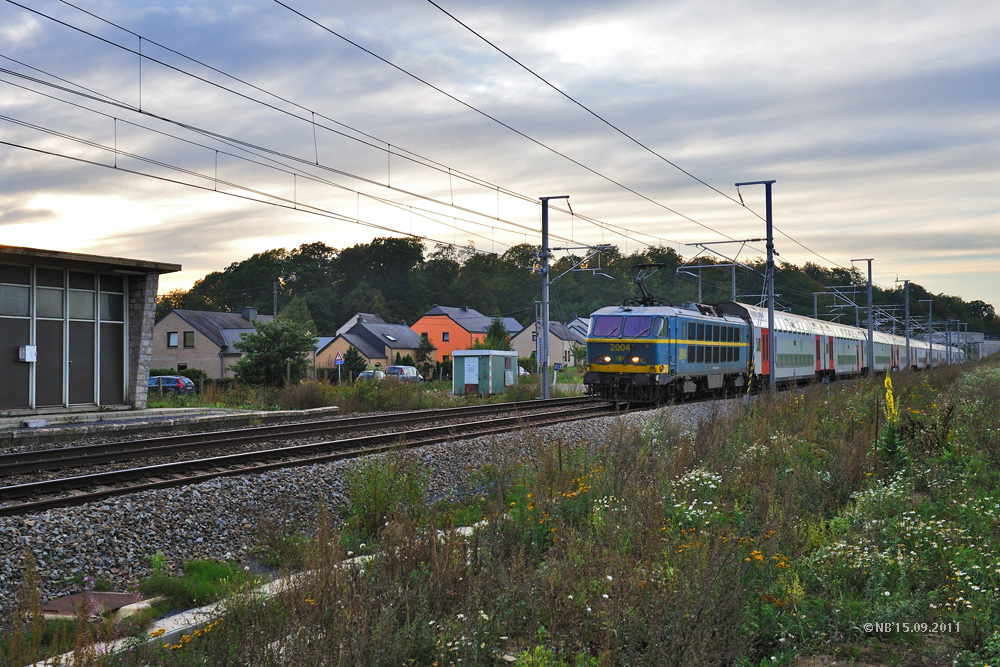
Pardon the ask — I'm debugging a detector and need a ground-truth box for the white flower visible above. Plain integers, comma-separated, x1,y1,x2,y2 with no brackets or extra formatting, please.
586,607,592,612
606,575,613,581
603,594,609,599
568,595,573,600
884,591,890,596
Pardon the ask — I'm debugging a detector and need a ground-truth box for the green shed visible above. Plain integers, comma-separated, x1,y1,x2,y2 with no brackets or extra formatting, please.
452,349,518,396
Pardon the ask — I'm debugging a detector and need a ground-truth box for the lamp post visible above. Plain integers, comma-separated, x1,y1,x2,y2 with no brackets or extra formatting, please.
735,180,776,390
919,299,933,369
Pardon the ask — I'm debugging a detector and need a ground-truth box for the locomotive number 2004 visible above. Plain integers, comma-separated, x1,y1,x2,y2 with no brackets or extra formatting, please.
609,343,632,352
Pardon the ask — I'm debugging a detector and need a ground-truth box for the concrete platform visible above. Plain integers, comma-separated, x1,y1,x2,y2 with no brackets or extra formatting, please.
0,405,340,447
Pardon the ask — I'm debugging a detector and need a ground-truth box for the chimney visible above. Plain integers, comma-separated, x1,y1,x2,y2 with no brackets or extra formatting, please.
357,315,364,323
461,305,468,312
241,307,258,322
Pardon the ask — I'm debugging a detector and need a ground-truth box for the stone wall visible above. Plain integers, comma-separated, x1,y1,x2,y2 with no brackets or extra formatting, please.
127,272,160,409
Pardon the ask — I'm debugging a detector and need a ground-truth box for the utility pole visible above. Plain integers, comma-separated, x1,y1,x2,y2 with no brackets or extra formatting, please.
945,320,953,365
896,278,910,369
920,299,933,369
735,180,776,390
852,258,875,374
539,195,569,399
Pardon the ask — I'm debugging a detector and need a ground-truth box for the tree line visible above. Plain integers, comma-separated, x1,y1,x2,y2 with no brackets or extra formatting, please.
156,237,1000,338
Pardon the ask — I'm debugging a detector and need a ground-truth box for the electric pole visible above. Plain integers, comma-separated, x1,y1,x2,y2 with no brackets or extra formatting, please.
852,258,874,374
735,180,776,390
920,299,933,369
896,278,910,369
539,195,569,399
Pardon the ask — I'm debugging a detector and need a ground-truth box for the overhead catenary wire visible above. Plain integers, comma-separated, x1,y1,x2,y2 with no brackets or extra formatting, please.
423,0,846,269
270,0,737,244
8,0,854,282
2,4,685,257
13,0,684,253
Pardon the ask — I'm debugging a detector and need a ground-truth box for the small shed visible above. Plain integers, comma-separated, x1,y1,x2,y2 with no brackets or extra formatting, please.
452,349,518,396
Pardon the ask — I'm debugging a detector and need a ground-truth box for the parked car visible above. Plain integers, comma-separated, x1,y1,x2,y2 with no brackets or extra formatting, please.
385,365,423,382
148,375,196,395
357,369,385,381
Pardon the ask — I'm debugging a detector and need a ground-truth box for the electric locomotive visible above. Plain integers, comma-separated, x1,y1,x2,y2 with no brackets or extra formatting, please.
584,264,751,402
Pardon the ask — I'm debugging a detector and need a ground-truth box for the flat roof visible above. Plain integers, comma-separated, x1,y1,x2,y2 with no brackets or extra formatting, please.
0,245,181,274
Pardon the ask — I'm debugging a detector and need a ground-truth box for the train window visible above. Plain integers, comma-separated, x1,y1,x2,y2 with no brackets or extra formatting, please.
623,316,654,338
713,347,720,363
696,345,704,363
696,322,704,339
592,316,623,337
651,317,664,338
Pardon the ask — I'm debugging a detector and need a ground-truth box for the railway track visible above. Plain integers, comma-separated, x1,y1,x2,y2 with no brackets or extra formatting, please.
0,396,594,476
0,397,618,516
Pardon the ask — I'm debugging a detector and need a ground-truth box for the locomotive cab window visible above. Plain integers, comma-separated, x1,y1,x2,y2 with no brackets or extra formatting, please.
592,316,623,338
623,316,654,338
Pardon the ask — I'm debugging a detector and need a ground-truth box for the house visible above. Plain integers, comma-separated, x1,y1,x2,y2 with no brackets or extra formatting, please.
335,312,385,337
320,317,432,371
1,244,179,412
410,305,523,363
151,308,274,379
566,316,590,341
510,320,587,369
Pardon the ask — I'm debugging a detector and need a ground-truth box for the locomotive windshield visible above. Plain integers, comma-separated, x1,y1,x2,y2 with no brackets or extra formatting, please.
591,315,623,337
623,316,653,338
591,315,664,338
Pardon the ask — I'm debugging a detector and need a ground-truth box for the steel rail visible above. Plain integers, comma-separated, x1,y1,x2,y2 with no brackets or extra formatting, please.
0,396,597,475
0,403,619,516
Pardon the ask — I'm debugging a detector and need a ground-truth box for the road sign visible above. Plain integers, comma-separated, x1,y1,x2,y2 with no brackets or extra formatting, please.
553,363,563,371
334,351,344,365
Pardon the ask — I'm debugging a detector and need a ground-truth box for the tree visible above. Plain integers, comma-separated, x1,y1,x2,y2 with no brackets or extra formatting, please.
342,345,369,380
472,317,512,351
280,294,317,333
231,319,317,387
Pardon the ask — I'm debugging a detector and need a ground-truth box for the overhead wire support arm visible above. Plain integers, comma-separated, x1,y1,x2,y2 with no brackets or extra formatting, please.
547,244,616,284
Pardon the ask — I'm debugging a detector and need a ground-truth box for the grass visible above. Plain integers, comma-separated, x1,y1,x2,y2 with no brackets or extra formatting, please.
5,359,1000,665
146,375,567,414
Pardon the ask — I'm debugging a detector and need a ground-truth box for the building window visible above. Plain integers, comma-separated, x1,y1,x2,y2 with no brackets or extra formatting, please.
167,331,178,348
177,363,188,371
442,332,450,342
183,331,195,348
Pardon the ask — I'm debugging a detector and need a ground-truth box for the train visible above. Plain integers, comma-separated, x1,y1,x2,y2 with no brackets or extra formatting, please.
583,267,965,402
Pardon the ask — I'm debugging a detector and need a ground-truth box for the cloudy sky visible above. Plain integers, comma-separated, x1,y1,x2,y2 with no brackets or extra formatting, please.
1,0,998,309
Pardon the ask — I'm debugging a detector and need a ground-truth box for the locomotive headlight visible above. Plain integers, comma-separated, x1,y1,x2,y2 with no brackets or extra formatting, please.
601,355,612,363
630,356,647,364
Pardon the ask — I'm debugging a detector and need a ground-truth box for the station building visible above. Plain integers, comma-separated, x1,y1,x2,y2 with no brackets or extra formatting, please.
0,245,180,414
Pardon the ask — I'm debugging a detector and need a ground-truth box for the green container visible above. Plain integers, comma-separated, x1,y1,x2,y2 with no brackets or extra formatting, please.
452,350,519,395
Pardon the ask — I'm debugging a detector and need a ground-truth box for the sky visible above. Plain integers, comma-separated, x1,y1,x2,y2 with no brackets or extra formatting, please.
1,0,998,310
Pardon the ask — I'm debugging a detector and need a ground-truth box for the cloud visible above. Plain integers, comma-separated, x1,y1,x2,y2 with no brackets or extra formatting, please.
0,0,997,308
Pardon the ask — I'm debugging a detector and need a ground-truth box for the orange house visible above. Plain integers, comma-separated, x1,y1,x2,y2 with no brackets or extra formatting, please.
411,305,523,362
